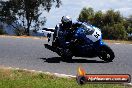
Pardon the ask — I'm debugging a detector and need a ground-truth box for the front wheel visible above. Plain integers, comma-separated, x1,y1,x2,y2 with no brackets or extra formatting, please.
98,45,115,62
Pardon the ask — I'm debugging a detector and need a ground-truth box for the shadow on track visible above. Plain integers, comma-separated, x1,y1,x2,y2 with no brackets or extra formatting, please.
40,57,108,63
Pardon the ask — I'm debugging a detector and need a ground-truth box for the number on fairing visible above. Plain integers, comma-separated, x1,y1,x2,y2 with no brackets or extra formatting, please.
94,32,100,39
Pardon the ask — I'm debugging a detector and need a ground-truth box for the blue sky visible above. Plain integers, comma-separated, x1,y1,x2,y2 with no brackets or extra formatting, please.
43,0,132,28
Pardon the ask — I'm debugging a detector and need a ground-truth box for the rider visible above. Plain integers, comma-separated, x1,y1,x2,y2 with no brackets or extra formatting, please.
54,16,73,47
54,16,82,48
60,16,73,41
53,16,82,57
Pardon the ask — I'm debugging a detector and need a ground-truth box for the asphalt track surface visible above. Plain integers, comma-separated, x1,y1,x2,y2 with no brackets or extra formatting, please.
0,37,132,77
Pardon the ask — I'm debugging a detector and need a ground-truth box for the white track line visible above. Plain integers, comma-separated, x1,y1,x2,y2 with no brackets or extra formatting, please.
114,43,132,46
127,83,132,85
114,43,121,45
6,67,76,78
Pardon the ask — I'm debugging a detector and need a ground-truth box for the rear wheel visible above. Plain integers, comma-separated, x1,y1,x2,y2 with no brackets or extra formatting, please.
98,45,115,62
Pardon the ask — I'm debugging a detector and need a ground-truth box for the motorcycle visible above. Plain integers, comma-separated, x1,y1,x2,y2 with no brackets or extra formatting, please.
44,22,115,62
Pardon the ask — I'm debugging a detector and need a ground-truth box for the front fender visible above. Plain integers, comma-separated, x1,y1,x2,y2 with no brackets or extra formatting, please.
99,40,106,46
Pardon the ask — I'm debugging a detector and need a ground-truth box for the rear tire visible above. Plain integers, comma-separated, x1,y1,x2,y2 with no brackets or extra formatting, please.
98,45,115,62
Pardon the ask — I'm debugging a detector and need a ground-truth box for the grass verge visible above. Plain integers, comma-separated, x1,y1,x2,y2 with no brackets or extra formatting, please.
1,35,132,44
0,35,47,39
0,67,130,88
104,40,132,44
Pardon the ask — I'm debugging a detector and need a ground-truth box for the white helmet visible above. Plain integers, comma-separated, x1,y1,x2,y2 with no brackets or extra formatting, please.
61,16,72,23
61,16,72,28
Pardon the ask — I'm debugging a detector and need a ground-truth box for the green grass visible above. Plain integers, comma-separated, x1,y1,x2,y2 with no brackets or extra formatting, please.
0,68,130,88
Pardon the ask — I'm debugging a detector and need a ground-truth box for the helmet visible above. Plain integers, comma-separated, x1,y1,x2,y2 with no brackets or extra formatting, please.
61,16,72,29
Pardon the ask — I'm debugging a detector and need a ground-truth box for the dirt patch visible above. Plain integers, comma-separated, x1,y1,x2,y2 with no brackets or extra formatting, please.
0,35,47,40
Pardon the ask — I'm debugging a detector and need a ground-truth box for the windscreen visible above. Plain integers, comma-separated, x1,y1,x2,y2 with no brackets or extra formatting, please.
80,23,95,35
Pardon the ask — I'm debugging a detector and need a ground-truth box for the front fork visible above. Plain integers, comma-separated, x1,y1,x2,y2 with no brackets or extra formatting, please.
96,40,108,58
93,40,106,55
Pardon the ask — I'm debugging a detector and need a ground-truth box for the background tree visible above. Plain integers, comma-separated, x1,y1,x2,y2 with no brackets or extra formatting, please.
0,0,61,35
78,7,94,24
78,7,131,40
93,11,103,28
102,23,127,40
126,15,132,34
103,10,123,26
125,15,132,40
0,23,6,35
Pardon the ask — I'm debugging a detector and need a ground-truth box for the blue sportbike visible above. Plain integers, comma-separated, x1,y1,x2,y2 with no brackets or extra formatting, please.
44,22,115,62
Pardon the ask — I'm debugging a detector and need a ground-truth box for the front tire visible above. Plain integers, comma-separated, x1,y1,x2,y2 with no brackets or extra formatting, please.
98,45,115,62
